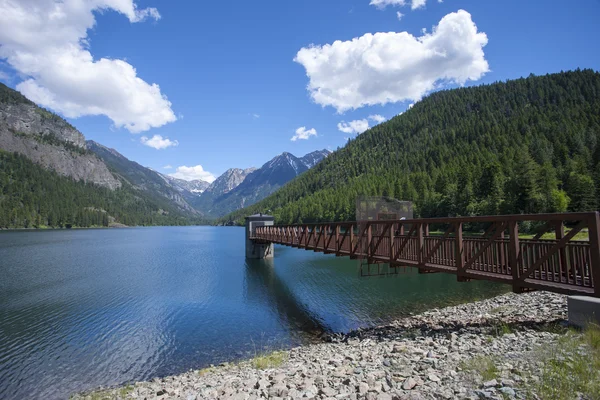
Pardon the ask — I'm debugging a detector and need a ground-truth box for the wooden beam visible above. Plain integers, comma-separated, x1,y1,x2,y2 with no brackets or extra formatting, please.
422,224,455,265
518,220,585,282
463,222,507,271
587,213,600,297
393,224,417,261
455,222,465,281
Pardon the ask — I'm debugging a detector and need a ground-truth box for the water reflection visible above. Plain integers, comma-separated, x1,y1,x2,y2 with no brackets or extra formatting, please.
244,258,327,337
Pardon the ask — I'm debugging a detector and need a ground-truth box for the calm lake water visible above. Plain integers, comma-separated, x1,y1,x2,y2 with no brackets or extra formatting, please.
0,227,507,399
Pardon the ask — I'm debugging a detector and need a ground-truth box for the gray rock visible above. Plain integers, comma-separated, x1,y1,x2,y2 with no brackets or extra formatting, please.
482,379,498,388
402,377,417,390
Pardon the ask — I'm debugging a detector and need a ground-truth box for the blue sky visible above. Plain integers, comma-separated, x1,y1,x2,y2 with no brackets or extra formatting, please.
1,0,600,182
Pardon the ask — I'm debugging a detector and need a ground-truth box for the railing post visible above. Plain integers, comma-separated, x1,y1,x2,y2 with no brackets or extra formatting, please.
335,225,340,253
587,212,600,296
350,223,355,254
508,221,521,292
305,225,308,247
455,222,464,280
367,224,372,259
418,223,424,265
390,222,395,264
555,221,568,283
424,223,430,237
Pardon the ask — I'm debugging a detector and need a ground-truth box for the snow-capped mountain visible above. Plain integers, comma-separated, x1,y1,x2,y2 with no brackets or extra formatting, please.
191,149,329,217
162,175,211,194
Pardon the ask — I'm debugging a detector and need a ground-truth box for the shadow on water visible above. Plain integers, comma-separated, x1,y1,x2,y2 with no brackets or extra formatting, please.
244,258,330,339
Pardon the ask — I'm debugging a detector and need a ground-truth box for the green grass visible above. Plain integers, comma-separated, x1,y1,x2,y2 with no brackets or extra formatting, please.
491,322,513,337
459,355,499,381
518,228,589,241
197,366,216,376
251,351,288,369
118,385,133,398
534,324,600,400
429,228,589,241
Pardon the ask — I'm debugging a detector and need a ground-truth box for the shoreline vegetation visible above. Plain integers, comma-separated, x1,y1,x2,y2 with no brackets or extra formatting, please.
72,291,599,400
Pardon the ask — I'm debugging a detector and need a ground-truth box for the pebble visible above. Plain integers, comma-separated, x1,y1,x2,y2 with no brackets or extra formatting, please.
72,291,568,400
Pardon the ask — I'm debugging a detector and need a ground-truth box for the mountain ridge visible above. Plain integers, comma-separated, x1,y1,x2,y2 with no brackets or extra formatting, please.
190,149,330,218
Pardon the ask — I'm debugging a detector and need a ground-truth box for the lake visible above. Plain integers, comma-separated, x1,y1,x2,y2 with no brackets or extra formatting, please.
0,227,507,399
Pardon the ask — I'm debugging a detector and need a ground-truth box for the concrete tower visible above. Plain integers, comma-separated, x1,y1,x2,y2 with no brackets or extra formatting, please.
245,214,274,259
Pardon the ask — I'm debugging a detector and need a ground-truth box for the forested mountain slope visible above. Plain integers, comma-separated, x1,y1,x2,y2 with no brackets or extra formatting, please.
0,151,201,228
0,84,203,228
222,70,600,225
87,140,200,216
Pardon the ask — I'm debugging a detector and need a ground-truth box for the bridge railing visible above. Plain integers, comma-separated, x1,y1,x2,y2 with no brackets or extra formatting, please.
251,212,600,296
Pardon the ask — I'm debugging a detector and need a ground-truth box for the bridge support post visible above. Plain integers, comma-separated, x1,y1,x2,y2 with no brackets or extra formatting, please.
245,214,275,259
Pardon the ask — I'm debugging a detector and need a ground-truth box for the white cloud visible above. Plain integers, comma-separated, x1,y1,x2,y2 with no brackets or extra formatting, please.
369,114,387,123
370,0,426,10
141,135,179,150
0,70,9,81
294,10,488,112
337,119,369,134
252,113,260,119
396,11,404,20
0,0,176,133
291,126,317,141
169,165,216,183
163,165,173,170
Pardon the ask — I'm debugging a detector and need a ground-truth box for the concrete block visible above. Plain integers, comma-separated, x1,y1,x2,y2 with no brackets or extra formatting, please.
568,296,600,328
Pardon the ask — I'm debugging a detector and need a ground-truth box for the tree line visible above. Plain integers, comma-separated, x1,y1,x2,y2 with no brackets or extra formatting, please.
0,151,205,229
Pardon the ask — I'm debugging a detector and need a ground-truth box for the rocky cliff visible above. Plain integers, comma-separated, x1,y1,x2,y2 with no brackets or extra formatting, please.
0,84,121,189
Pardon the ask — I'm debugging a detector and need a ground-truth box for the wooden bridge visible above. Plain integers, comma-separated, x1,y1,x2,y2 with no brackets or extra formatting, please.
250,212,600,297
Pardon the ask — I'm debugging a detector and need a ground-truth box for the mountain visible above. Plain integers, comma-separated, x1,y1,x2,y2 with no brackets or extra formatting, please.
300,149,332,168
0,83,120,189
221,70,600,225
162,175,210,194
192,150,329,218
189,167,256,216
205,168,257,196
0,83,203,228
86,140,200,215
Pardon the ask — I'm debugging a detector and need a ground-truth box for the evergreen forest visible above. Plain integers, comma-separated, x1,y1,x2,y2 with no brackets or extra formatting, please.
221,70,600,225
0,151,204,229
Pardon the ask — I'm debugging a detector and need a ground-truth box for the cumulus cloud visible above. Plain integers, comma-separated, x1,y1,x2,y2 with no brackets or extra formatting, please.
169,165,216,183
337,119,369,135
294,10,489,112
291,126,317,141
369,114,387,124
163,165,173,170
141,135,179,150
370,0,426,10
338,115,387,135
396,11,404,20
0,0,176,133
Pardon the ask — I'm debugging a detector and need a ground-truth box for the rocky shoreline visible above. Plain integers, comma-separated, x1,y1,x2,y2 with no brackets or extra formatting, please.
74,292,575,400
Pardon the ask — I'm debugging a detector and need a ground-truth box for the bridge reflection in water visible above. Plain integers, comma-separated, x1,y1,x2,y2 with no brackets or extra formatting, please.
252,212,600,297
244,258,328,339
